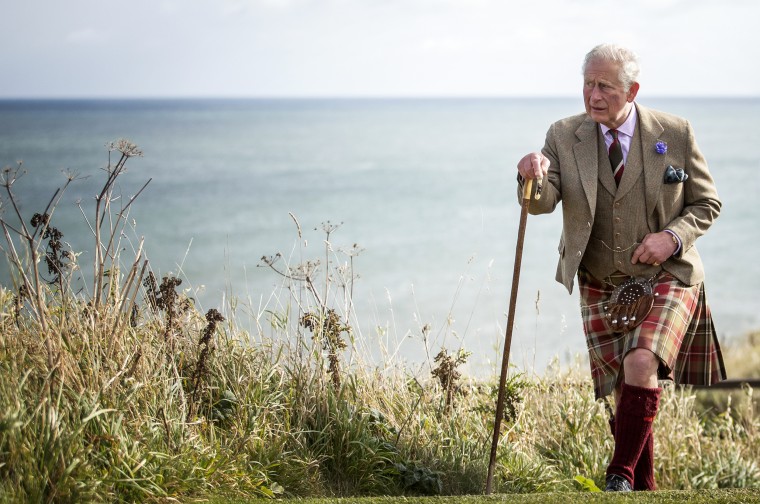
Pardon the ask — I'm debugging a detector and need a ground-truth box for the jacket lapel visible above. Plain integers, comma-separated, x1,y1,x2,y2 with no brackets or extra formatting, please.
614,124,643,200
573,117,600,216
636,104,665,217
597,131,619,197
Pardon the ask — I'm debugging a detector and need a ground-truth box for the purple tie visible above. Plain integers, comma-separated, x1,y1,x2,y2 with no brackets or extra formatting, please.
609,129,624,185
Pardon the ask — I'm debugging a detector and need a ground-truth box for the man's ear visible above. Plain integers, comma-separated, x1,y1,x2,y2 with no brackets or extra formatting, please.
627,82,640,102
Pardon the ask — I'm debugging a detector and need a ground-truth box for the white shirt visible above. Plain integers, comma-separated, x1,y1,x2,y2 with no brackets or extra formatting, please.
600,104,637,164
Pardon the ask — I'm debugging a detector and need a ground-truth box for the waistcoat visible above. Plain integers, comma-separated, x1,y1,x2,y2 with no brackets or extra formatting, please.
581,126,661,281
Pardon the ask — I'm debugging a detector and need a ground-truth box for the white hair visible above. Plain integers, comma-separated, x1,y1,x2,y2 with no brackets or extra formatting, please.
582,44,640,90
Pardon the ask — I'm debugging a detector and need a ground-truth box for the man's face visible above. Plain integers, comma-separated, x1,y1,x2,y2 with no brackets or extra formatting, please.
583,58,639,129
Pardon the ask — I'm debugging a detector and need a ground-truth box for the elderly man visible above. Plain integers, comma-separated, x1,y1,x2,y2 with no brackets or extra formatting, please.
516,44,726,491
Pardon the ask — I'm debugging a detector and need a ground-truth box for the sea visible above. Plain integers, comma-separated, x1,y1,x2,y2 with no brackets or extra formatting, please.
1,97,758,378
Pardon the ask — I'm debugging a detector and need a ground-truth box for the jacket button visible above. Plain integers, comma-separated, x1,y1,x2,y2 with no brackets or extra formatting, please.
577,251,582,257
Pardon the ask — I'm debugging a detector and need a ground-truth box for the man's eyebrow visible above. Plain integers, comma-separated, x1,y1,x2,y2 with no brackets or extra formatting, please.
586,77,615,86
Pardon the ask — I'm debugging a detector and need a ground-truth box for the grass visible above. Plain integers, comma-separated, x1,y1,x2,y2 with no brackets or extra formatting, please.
205,489,760,503
1,141,759,502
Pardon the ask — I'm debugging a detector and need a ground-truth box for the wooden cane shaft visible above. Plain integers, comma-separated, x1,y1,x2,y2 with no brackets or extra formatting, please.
485,177,533,494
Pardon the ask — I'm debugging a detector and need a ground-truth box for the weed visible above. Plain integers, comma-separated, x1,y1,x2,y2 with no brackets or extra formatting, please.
431,348,471,411
191,308,225,407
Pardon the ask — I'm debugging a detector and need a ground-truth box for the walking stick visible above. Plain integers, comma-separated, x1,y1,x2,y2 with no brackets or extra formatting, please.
485,176,540,494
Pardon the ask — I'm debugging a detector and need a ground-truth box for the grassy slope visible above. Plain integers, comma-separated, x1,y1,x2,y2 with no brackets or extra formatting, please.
2,150,759,502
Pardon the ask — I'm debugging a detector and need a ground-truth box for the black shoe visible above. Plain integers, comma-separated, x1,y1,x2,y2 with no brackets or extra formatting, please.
605,474,633,492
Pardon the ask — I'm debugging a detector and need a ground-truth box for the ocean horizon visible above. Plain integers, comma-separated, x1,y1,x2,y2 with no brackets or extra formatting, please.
1,97,758,377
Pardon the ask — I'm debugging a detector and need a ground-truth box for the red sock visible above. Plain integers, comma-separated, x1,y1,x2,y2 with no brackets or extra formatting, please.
634,432,656,490
610,414,657,490
607,383,661,487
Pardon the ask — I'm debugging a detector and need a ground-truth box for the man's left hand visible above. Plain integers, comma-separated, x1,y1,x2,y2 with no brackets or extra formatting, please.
631,232,678,266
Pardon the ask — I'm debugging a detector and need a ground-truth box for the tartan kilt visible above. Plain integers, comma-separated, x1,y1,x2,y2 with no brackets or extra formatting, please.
578,268,727,399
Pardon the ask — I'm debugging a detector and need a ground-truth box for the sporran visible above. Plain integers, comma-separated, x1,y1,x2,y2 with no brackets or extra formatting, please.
604,276,656,333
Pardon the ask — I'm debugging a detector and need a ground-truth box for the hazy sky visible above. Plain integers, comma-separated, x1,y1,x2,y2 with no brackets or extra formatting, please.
2,0,758,98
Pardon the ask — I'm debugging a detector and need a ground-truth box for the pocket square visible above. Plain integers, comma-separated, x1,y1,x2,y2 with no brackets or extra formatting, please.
664,165,688,184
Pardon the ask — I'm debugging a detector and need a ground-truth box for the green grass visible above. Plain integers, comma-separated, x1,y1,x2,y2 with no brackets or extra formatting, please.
203,489,760,503
1,142,759,502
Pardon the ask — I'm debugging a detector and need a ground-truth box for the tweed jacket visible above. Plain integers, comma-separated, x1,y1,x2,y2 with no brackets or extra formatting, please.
520,103,721,293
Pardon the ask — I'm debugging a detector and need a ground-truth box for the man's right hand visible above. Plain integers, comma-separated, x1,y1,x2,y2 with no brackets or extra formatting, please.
517,152,550,180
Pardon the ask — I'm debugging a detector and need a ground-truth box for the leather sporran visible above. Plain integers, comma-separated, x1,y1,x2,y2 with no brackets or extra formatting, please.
604,276,655,333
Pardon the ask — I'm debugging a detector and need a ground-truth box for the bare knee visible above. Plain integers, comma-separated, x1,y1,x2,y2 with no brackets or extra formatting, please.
622,349,659,388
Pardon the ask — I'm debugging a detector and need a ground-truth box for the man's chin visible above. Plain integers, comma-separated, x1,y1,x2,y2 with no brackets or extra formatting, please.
588,110,608,123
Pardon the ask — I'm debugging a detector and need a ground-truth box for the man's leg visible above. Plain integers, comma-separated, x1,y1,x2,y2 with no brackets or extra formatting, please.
606,349,661,492
634,432,656,490
609,406,656,490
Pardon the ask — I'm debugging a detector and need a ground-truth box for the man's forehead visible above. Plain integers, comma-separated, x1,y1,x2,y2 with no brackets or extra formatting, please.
584,61,622,82
584,73,618,83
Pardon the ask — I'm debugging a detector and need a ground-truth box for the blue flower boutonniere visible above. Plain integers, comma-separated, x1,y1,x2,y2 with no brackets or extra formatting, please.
655,141,668,155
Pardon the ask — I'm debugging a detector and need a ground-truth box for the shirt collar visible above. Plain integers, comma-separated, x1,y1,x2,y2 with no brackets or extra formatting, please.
600,104,637,138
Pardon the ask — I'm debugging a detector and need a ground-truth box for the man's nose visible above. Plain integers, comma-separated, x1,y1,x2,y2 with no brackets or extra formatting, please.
589,85,603,101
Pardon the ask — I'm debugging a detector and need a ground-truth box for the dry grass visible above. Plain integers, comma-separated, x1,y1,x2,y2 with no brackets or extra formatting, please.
1,142,758,502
